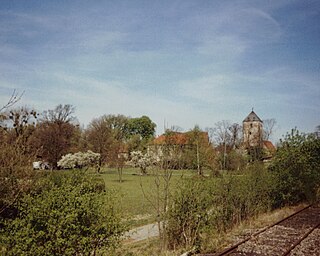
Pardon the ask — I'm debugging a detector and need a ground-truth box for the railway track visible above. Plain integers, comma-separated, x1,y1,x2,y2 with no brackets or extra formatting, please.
202,203,320,256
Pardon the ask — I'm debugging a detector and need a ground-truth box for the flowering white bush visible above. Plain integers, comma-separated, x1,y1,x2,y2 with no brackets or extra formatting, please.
58,150,100,169
128,150,159,175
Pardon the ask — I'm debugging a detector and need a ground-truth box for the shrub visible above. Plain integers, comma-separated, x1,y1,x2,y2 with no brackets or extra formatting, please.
165,164,273,251
1,171,126,256
166,178,213,250
269,129,320,207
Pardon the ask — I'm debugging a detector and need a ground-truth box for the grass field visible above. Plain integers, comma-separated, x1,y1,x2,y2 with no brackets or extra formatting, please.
98,167,200,226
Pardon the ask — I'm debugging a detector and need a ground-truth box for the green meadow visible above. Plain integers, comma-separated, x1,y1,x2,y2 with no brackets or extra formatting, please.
99,167,201,225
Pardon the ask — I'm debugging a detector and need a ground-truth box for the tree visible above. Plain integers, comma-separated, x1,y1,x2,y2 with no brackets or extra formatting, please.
57,151,100,170
184,126,214,175
128,150,157,175
0,105,38,218
0,90,24,113
29,105,79,168
229,123,242,149
0,139,36,218
263,118,277,141
211,121,233,170
212,121,232,146
127,115,156,140
315,125,320,139
104,114,129,141
85,116,114,168
41,104,76,125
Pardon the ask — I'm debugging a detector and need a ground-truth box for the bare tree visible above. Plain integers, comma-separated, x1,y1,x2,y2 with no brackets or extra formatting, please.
263,118,277,141
212,121,232,170
229,123,242,149
30,104,79,168
212,120,232,146
315,125,320,139
42,104,76,125
85,116,113,168
0,90,24,113
0,90,37,217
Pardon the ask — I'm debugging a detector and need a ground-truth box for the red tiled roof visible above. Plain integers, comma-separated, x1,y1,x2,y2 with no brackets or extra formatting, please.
263,140,276,151
153,132,209,145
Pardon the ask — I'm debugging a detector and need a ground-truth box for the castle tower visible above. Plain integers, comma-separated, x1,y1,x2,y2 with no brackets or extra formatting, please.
243,110,263,148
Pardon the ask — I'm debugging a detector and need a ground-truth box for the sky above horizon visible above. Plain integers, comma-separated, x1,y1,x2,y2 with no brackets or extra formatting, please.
0,0,319,142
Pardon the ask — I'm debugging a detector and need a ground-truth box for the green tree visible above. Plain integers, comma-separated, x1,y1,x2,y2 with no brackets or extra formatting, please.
104,114,129,141
184,126,214,175
127,115,156,140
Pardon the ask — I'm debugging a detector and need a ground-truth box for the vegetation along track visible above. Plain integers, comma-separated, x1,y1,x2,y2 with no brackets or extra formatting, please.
203,203,320,256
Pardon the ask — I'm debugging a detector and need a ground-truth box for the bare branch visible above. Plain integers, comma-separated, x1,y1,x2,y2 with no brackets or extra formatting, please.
0,90,24,113
263,118,277,141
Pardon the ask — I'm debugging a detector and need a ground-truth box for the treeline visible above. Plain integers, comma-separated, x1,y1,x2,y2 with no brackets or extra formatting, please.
0,104,156,169
0,103,246,174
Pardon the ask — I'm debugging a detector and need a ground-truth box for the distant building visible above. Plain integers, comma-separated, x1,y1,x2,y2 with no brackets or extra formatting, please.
243,110,263,148
153,131,209,146
242,110,275,160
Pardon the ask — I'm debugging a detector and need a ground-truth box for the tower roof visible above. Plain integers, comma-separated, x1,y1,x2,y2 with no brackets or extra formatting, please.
243,111,263,123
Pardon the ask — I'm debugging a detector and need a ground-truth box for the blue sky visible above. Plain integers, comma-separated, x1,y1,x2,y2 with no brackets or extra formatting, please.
0,0,319,142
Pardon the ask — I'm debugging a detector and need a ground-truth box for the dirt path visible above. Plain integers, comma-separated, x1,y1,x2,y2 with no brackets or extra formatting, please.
124,222,159,243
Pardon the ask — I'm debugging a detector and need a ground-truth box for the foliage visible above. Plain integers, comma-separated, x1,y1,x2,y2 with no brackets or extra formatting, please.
185,127,214,174
154,127,216,172
166,178,213,250
57,150,100,169
269,128,320,207
165,164,273,251
128,151,158,175
215,150,247,171
127,115,156,140
0,140,37,219
1,171,126,256
85,114,156,167
0,106,38,218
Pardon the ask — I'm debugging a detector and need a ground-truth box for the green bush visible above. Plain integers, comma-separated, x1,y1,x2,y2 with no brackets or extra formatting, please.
212,164,272,231
166,178,214,250
165,164,273,251
1,171,126,256
269,129,320,207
